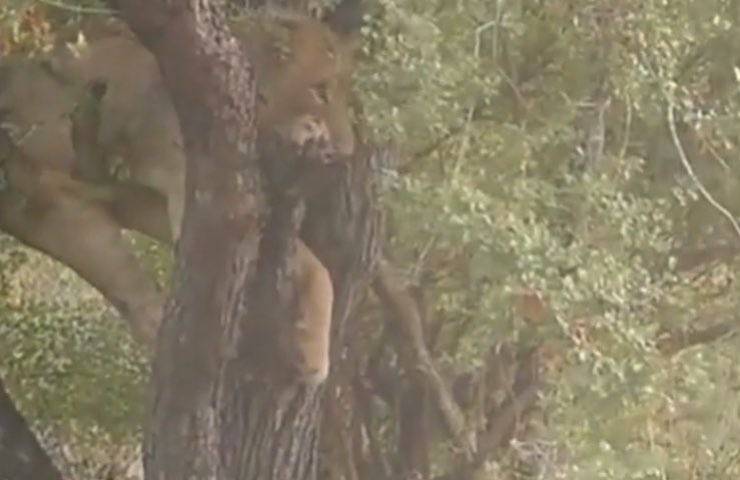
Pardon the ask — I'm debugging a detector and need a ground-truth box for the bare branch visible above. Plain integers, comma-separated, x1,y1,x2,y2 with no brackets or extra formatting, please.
445,348,542,480
674,244,740,271
38,0,115,15
373,260,477,460
618,95,632,160
667,103,740,239
478,383,540,457
658,319,740,356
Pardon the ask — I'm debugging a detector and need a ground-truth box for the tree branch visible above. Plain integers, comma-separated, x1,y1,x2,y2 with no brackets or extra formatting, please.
658,319,739,356
674,244,740,272
667,102,740,239
373,260,477,460
434,350,542,480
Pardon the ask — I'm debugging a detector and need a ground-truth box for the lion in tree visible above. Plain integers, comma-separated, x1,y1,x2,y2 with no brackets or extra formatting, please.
0,4,361,385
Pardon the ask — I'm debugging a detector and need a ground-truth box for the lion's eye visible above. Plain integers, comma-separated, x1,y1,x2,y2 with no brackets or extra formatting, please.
310,83,330,104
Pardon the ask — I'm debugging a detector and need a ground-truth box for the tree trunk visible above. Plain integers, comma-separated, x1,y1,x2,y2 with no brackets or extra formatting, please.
111,1,381,478
0,376,62,480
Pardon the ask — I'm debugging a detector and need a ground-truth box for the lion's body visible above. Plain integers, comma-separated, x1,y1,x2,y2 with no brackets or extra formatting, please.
0,10,358,384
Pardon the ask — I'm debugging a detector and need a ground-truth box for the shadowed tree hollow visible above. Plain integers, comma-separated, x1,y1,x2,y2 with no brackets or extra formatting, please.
109,0,382,478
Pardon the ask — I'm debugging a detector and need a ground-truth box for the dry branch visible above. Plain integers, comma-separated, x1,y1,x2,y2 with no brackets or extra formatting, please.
667,103,740,239
373,260,477,460
434,350,542,480
658,320,739,356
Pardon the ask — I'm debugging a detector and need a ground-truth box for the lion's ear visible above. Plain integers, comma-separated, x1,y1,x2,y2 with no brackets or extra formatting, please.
322,0,364,57
322,0,364,36
228,11,298,42
273,14,302,32
229,14,293,65
262,9,304,35
261,10,309,62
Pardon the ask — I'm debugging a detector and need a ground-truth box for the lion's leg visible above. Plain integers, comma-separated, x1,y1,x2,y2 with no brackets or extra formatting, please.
123,163,184,242
124,131,186,242
290,240,333,385
0,184,165,348
102,182,172,244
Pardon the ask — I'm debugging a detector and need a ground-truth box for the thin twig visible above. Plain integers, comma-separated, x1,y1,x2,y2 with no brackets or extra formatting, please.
409,125,464,163
658,319,739,356
703,137,732,171
451,19,502,177
618,94,632,160
499,68,529,112
38,0,115,15
667,103,740,239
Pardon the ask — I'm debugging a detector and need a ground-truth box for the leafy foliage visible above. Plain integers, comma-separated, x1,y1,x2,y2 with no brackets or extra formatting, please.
357,0,740,477
0,233,150,477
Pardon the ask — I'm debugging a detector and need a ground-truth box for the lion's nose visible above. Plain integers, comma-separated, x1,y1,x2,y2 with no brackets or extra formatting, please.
287,114,355,157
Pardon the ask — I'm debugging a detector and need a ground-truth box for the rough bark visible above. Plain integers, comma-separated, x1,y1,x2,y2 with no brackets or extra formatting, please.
302,145,387,478
0,376,62,480
110,1,381,478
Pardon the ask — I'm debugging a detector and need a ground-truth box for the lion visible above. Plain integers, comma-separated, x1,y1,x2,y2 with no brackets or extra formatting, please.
0,7,360,385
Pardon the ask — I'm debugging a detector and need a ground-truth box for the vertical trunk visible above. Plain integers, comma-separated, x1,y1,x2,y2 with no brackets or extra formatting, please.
112,1,381,478
0,377,62,480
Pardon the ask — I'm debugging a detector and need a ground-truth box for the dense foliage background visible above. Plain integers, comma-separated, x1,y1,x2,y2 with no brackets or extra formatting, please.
3,0,740,478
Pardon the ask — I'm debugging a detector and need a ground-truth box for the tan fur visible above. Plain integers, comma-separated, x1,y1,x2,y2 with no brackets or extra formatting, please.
0,12,358,384
0,148,165,347
290,241,334,385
